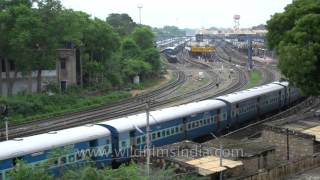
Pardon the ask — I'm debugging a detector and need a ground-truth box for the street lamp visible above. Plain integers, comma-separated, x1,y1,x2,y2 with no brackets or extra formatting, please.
137,4,143,25
210,133,223,180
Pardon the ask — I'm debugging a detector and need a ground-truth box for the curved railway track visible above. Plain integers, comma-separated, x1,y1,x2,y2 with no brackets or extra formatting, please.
0,50,249,141
216,42,276,85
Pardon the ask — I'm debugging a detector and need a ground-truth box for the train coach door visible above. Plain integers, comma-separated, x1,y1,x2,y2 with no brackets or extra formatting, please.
216,109,221,130
257,97,261,118
278,91,282,110
182,117,187,140
129,131,136,155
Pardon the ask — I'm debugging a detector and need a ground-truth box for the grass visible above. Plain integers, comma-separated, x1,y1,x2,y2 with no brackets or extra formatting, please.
177,78,210,94
0,91,131,126
245,70,262,89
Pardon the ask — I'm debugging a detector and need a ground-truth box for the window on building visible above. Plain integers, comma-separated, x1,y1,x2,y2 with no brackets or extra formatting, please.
60,58,66,69
136,137,141,144
142,136,146,143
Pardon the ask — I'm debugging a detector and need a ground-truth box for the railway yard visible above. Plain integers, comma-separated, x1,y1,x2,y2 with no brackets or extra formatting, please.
0,36,318,180
0,39,277,141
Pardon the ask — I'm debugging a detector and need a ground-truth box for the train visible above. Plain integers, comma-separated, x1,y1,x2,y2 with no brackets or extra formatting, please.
0,81,301,179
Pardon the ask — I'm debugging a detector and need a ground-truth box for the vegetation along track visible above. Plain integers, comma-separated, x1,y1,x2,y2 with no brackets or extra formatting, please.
0,50,248,141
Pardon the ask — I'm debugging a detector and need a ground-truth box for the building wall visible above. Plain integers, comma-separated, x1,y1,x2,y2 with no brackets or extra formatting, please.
262,127,315,162
56,49,77,87
0,71,56,96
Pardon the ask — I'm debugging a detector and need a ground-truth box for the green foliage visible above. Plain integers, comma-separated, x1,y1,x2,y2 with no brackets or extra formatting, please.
106,13,137,37
121,37,142,59
143,48,161,73
9,160,53,180
153,26,186,39
266,0,320,95
0,0,163,98
132,27,155,50
122,59,152,77
0,91,130,125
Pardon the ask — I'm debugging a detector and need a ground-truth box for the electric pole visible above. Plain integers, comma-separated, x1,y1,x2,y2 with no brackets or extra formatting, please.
145,100,151,178
211,133,223,180
137,4,143,25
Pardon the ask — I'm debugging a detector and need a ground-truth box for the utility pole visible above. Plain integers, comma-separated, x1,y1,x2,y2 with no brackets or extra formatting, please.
286,128,290,161
145,100,151,178
137,4,143,25
211,133,223,180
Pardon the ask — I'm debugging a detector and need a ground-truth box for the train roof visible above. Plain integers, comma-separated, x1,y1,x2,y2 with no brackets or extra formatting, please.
0,124,110,161
215,82,284,103
99,99,226,133
272,81,289,87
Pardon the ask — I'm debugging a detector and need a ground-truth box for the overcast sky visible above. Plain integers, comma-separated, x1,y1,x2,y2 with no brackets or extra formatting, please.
60,0,292,29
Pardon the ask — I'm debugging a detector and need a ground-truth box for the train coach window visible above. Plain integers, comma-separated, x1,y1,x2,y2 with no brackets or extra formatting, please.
68,155,75,163
104,146,110,154
166,130,170,136
200,120,203,126
195,121,199,127
162,130,166,137
188,124,191,130
152,133,156,140
106,139,110,144
157,132,161,138
171,128,175,134
76,153,83,161
60,156,66,165
136,137,141,144
176,127,179,133
121,141,126,148
142,136,146,143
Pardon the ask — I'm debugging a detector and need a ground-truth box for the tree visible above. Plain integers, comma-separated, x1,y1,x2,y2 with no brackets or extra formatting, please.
8,160,53,180
121,38,141,59
0,0,40,95
142,48,161,74
266,0,320,95
131,27,155,50
34,0,63,93
122,59,152,81
106,13,136,37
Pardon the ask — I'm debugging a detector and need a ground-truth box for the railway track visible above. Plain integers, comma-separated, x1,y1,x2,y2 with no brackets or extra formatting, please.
0,50,249,141
216,42,276,85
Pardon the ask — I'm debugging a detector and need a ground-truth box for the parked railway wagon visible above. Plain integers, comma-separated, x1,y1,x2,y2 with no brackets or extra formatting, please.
0,81,301,179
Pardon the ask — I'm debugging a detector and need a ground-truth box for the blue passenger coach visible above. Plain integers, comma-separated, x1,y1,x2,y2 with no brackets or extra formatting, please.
0,125,111,179
0,81,302,179
98,99,227,166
